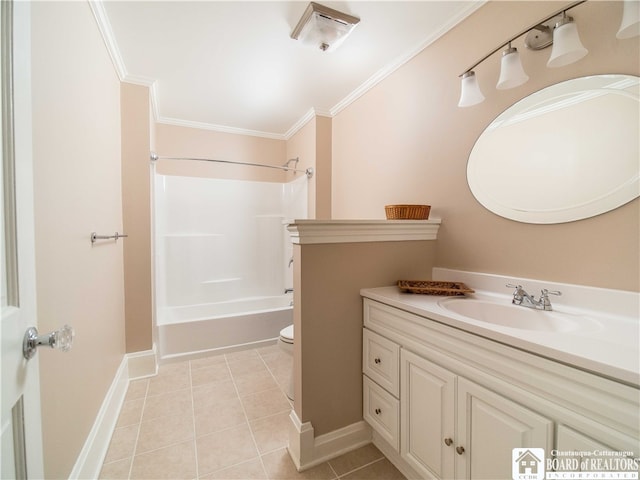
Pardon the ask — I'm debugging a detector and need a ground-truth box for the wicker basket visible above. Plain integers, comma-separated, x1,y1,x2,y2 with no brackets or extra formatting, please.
397,280,474,296
385,204,431,220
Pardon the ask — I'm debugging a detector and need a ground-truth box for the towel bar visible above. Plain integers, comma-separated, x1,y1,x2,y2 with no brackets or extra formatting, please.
90,232,128,244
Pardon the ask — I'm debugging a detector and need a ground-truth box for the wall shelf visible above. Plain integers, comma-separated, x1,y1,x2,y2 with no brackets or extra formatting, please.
286,219,441,245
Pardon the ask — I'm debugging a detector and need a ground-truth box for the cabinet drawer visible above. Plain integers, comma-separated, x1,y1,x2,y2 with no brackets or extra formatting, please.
363,376,400,451
363,328,400,397
557,424,639,464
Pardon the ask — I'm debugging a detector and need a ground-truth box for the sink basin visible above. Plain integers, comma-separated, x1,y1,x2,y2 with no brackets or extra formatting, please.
437,298,583,332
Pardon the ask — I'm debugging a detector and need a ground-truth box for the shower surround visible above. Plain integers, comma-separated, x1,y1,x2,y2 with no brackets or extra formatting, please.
153,171,307,359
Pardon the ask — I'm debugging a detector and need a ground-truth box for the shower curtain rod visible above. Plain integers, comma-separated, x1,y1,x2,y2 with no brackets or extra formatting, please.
150,153,315,178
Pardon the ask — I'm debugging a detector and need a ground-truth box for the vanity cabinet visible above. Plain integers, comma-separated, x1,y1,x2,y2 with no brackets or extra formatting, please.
362,297,639,480
400,349,553,480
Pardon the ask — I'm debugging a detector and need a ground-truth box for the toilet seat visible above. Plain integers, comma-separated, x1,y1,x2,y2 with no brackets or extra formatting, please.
279,325,294,344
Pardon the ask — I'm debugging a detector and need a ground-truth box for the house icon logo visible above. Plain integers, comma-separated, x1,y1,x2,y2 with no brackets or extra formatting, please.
512,448,545,480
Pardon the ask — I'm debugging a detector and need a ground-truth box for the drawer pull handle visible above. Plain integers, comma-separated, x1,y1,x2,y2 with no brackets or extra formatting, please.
375,408,382,415
374,357,381,364
444,438,453,446
456,446,465,455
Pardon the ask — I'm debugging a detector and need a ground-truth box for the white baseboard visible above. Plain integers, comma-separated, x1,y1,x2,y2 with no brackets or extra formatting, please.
69,348,157,479
127,347,158,379
287,410,372,471
68,357,129,480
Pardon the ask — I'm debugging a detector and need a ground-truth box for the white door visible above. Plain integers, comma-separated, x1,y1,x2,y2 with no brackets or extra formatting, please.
1,2,45,478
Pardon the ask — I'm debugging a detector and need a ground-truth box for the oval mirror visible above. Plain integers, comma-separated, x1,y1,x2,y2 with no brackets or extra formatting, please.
467,74,639,224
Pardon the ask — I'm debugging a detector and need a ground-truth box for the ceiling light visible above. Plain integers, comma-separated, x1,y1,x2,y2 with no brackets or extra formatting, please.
496,43,529,90
547,12,588,68
458,71,485,108
291,2,360,52
617,0,640,39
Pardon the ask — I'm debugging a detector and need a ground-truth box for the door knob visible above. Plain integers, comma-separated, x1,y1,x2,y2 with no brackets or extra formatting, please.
23,325,74,360
444,438,453,446
456,446,465,455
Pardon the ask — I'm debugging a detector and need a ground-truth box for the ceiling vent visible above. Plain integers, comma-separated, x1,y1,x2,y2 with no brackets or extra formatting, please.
291,2,360,52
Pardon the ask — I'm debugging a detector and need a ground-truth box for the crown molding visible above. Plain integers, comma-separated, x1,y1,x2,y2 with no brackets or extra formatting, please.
314,107,332,118
88,0,127,81
176,0,488,140
283,107,332,140
122,74,155,87
330,1,486,117
284,108,315,140
90,0,485,142
156,117,285,141
121,77,159,121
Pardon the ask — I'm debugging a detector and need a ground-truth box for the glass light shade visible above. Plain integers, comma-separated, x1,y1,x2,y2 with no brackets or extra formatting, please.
458,71,485,107
617,0,640,39
547,17,588,68
496,47,529,90
297,11,355,52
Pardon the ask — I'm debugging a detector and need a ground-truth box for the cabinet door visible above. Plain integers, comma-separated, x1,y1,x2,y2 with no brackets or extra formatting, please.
456,377,553,480
401,349,456,480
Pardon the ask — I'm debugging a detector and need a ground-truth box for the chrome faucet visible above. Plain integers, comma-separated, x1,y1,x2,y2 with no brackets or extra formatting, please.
506,284,561,311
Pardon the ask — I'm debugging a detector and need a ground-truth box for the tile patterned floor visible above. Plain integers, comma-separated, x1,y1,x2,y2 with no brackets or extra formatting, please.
99,344,406,480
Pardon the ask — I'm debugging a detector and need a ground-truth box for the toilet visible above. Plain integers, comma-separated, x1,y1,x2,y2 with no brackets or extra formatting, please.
278,324,294,400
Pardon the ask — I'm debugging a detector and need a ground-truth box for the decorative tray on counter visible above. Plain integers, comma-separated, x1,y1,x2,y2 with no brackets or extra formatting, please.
397,280,475,296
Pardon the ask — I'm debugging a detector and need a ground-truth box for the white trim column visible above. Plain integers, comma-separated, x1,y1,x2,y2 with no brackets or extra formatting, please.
287,219,441,245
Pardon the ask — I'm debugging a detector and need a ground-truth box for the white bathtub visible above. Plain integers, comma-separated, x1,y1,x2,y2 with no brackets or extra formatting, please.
157,295,293,360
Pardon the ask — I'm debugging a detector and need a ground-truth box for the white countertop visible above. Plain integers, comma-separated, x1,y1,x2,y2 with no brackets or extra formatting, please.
361,285,640,387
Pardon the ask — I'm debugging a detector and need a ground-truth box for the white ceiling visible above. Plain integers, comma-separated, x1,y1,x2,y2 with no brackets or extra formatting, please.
100,1,482,139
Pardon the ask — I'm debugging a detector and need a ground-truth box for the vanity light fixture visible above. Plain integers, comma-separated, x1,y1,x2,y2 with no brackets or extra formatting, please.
458,0,589,107
617,0,640,39
496,42,529,89
547,12,588,68
458,71,485,107
291,2,360,52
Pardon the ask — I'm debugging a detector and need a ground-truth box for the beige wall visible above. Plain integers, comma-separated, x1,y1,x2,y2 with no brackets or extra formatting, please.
294,241,437,436
286,118,318,217
121,83,153,352
154,123,287,182
315,116,332,219
285,116,333,218
31,2,126,477
331,1,640,292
